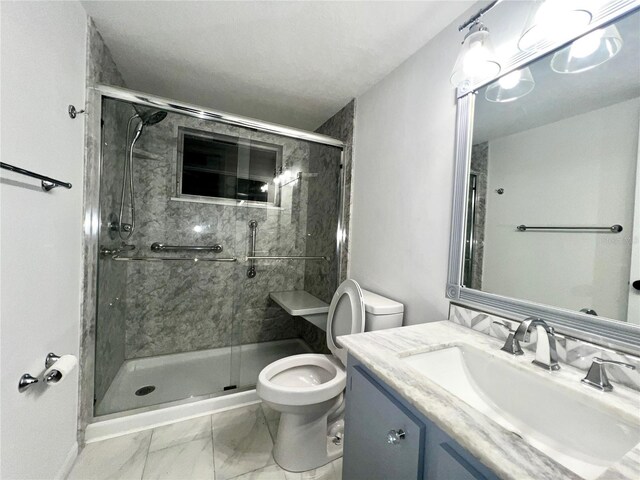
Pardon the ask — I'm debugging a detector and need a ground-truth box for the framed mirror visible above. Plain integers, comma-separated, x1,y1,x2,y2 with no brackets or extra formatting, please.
447,1,640,353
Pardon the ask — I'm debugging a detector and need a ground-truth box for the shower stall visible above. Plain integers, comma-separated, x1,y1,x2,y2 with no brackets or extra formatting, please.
90,86,347,418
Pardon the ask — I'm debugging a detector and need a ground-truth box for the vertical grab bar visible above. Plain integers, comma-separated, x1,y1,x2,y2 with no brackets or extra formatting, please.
247,220,258,278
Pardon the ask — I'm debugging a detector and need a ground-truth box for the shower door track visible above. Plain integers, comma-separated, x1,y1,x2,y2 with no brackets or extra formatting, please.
92,84,346,148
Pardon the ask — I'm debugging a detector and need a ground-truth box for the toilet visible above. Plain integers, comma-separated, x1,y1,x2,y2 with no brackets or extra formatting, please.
257,279,404,472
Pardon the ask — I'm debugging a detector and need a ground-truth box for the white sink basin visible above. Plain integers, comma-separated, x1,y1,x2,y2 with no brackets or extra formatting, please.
402,345,640,479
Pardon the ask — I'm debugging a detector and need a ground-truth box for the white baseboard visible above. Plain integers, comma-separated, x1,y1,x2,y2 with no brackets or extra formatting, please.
55,442,78,480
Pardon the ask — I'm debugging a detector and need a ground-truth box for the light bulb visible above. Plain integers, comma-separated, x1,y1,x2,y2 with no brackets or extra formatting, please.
518,0,591,52
569,29,603,58
498,70,522,90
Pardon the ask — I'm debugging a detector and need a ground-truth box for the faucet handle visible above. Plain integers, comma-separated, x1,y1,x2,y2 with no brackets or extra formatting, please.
581,357,636,392
492,321,524,356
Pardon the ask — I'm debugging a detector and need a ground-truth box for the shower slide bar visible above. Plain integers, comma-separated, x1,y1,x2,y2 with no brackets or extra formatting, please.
111,255,237,262
516,224,623,233
151,242,223,253
1,162,72,191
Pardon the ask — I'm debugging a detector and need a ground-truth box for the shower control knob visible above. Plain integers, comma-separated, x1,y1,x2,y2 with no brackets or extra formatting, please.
386,429,405,445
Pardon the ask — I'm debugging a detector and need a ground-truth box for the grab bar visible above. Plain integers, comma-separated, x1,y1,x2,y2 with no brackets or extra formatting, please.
247,220,258,278
245,255,330,261
1,162,72,191
112,255,237,263
151,242,223,253
516,224,623,233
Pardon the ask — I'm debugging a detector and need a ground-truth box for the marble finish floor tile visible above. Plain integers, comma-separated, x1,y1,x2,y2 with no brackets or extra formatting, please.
149,416,212,452
69,404,342,480
211,404,275,480
142,437,215,480
68,430,152,480
232,464,287,480
260,403,280,442
282,461,336,480
230,459,341,480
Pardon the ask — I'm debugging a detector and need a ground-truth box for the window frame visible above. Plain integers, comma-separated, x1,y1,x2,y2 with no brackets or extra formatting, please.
175,126,283,206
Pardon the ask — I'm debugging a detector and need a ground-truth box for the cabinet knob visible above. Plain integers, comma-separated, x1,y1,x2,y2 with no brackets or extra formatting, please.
386,429,406,445
633,280,640,291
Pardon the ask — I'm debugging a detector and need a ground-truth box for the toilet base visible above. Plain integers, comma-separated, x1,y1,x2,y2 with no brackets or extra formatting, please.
270,395,344,472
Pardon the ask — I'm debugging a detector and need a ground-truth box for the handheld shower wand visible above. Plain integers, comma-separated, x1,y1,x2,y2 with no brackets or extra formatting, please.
117,109,167,240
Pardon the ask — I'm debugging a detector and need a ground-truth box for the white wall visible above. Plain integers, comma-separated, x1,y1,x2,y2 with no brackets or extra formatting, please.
350,7,478,325
1,2,87,478
483,98,640,321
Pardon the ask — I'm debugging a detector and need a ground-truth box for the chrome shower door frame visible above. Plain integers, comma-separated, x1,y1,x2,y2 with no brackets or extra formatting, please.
80,84,348,434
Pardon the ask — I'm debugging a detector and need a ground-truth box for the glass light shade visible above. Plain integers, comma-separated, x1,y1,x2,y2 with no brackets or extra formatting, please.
550,25,623,73
450,26,501,88
485,67,535,103
518,0,593,52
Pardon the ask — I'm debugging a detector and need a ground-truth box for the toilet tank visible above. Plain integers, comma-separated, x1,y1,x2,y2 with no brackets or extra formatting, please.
361,289,404,331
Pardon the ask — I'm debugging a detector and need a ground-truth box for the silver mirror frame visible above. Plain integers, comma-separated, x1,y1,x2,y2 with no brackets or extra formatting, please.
447,0,640,354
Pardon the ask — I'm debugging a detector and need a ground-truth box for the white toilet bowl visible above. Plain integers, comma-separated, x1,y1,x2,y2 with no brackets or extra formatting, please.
257,279,404,472
258,354,346,472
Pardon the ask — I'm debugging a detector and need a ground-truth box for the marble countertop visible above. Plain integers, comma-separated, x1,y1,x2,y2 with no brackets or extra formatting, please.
338,321,640,480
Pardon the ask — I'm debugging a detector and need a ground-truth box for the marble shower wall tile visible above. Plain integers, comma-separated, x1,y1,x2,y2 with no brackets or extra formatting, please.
312,100,355,289
297,100,355,351
79,18,130,438
122,110,318,358
449,304,640,391
468,142,488,290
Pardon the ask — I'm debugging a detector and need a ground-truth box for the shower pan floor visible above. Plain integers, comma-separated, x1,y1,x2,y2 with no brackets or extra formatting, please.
96,338,312,416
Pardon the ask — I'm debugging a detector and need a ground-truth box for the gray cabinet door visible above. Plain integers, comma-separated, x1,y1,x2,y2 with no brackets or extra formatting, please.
343,366,425,480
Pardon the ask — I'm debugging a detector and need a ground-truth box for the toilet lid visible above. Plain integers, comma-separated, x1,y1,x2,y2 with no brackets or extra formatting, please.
326,279,365,365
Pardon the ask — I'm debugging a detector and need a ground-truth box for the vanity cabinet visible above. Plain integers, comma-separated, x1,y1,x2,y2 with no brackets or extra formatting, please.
343,356,498,480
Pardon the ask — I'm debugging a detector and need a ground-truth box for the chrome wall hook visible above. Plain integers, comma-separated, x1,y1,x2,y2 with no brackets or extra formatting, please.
45,352,60,369
18,373,39,393
68,104,86,119
44,370,63,384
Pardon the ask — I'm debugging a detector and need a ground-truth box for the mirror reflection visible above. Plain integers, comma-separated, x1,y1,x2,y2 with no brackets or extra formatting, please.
465,10,640,323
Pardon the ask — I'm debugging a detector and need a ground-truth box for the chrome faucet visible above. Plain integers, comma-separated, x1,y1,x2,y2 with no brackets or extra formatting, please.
514,317,560,371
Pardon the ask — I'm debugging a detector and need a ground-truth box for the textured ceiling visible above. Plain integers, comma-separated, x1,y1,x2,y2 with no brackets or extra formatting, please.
81,1,474,130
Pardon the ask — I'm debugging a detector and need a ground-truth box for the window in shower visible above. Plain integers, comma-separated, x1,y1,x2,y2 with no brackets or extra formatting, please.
177,127,281,205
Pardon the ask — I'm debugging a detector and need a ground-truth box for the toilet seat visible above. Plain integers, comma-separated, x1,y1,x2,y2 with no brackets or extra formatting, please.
326,279,365,365
258,354,346,406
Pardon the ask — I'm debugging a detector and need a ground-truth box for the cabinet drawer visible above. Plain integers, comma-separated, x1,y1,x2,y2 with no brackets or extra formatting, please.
343,366,425,480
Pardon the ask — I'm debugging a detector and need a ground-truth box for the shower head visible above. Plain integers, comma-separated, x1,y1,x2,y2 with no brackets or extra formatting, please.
133,109,167,136
140,110,167,126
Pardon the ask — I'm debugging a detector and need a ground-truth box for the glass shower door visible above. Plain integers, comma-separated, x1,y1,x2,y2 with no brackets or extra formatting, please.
94,98,242,416
232,133,343,390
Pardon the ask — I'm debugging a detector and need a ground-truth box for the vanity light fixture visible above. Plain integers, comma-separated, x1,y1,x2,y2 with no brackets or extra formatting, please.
550,24,623,73
450,0,504,88
518,0,595,52
450,21,501,88
485,66,535,103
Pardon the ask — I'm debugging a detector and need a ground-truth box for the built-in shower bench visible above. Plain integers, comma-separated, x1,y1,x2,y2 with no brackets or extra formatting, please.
269,290,329,331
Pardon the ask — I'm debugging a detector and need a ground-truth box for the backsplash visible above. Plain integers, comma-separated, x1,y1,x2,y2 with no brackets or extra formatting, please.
449,304,640,391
